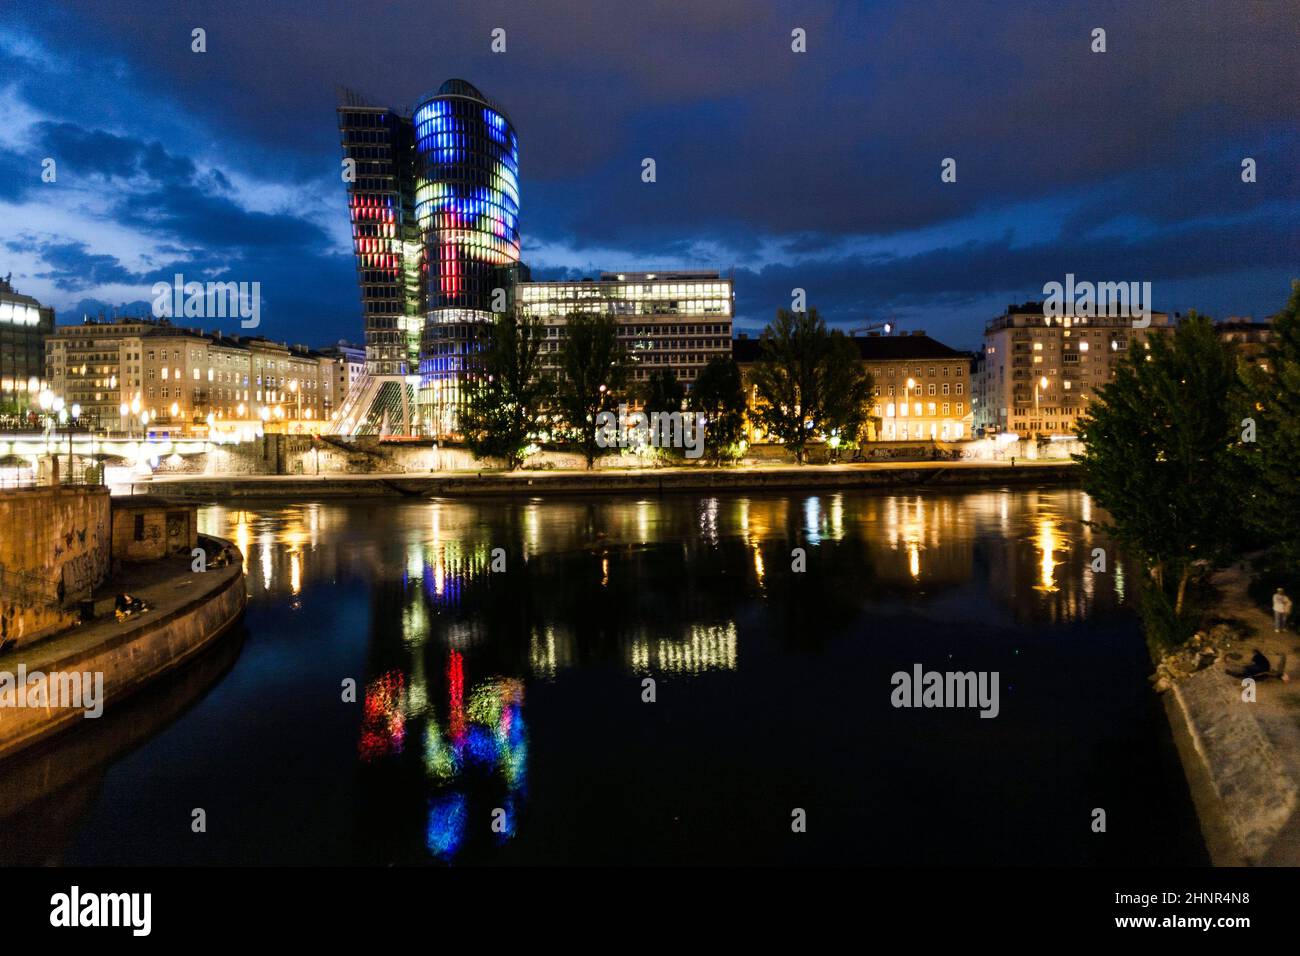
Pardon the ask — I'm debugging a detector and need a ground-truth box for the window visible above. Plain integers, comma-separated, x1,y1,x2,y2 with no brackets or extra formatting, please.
133,514,145,541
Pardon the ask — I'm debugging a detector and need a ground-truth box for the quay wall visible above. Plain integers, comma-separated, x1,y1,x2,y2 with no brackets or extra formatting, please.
0,486,111,646
0,543,246,759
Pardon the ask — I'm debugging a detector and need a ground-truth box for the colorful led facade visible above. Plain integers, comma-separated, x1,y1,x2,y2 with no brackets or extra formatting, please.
336,80,520,435
336,103,421,380
412,80,522,434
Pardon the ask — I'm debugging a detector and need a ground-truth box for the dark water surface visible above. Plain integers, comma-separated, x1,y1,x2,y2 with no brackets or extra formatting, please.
0,488,1207,865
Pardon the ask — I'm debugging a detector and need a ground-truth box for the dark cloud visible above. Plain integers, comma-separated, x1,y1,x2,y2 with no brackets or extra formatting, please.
5,0,1296,348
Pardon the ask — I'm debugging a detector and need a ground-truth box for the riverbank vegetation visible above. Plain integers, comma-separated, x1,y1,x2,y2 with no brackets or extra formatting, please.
1076,282,1300,653
460,305,865,470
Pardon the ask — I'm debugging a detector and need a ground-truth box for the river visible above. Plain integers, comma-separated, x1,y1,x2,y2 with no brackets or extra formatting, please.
0,488,1206,865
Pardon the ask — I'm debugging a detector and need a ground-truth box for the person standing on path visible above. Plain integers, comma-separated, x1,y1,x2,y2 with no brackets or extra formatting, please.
1275,588,1293,633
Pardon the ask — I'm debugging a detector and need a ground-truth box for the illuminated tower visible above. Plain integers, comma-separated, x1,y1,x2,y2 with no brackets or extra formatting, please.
335,93,423,435
334,80,521,437
411,79,522,436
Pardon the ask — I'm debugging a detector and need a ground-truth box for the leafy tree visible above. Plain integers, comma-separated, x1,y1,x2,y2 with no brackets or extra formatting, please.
689,356,748,463
821,332,875,455
750,308,874,463
634,368,687,463
1239,280,1300,571
638,368,685,414
460,309,553,470
555,311,629,468
1075,313,1245,633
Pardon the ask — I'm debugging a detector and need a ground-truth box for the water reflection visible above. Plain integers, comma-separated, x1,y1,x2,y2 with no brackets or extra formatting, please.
193,488,1136,862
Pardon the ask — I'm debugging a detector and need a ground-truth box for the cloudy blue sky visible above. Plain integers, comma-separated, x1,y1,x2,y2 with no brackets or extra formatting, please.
1,0,1296,350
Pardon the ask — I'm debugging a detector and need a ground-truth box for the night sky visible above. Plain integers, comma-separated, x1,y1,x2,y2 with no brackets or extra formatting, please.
1,0,1296,351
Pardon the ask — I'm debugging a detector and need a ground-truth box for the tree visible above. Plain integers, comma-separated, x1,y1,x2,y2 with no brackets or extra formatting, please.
555,311,629,468
749,308,874,463
459,309,553,470
638,368,685,414
1075,313,1245,634
689,356,748,463
635,368,687,463
1239,280,1300,571
820,331,875,455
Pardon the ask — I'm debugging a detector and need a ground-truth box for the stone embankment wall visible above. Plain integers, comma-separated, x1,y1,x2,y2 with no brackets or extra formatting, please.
0,545,246,758
145,434,1084,479
134,461,1079,500
0,486,111,645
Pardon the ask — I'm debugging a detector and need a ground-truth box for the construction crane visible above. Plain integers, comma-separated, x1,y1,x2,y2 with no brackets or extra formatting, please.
850,318,898,336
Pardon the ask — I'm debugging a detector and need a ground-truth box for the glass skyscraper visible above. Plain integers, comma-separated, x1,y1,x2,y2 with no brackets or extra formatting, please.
412,79,521,435
336,79,520,437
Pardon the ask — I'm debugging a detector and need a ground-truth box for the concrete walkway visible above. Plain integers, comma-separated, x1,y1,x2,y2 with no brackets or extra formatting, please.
1211,562,1300,864
0,550,245,757
1169,561,1300,864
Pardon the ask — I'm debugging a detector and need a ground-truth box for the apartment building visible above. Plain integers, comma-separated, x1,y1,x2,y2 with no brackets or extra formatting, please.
733,330,974,442
977,302,1172,436
45,317,340,437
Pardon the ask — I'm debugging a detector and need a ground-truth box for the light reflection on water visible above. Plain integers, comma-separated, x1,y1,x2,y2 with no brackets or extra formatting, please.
5,486,1209,867
189,488,1137,863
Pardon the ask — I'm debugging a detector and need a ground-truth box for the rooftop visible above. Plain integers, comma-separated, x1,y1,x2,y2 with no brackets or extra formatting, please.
733,332,970,364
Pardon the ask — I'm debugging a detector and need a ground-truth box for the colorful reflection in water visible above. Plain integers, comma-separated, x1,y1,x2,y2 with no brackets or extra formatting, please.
359,670,406,761
177,490,1155,865
420,652,527,860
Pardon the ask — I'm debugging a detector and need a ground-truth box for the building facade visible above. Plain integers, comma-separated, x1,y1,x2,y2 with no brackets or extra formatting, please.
733,330,973,443
318,341,367,406
336,79,522,436
0,277,55,415
45,317,339,437
977,302,1172,437
1215,318,1273,373
517,271,733,391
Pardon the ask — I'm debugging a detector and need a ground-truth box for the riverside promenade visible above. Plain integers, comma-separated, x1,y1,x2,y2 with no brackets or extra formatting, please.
1164,561,1300,865
129,459,1077,500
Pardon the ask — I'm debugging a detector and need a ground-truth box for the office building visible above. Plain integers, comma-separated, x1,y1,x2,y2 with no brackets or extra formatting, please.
335,79,521,436
0,276,55,415
517,271,733,389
